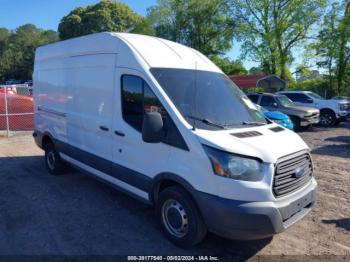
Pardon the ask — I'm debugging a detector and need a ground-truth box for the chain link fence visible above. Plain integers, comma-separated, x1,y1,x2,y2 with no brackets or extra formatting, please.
0,85,34,137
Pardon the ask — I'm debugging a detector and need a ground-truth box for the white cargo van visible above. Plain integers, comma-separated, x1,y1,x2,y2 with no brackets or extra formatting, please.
33,32,317,247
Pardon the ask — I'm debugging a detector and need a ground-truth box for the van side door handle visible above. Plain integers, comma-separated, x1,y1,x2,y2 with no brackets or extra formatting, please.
114,130,125,137
99,126,109,131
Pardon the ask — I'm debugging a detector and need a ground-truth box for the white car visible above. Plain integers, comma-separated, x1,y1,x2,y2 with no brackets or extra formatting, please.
33,32,317,247
277,91,350,126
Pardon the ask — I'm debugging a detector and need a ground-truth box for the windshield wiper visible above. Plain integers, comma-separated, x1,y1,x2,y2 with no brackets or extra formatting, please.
186,115,226,129
242,121,266,126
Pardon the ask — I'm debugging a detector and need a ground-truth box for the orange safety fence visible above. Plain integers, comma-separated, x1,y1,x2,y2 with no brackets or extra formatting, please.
0,86,34,132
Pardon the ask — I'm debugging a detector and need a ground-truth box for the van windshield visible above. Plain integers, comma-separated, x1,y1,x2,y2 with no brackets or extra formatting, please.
150,68,267,130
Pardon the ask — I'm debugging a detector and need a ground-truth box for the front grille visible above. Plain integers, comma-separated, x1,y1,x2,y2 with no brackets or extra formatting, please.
273,151,313,197
304,112,319,120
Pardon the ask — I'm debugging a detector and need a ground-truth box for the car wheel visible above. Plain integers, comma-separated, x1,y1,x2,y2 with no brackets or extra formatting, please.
156,186,207,248
320,110,336,126
44,142,65,175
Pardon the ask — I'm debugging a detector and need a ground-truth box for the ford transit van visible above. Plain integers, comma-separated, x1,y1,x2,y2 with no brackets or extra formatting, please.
33,32,317,247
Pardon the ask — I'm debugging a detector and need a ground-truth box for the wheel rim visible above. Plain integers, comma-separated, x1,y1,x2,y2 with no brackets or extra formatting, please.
320,113,334,126
47,151,56,170
161,199,188,238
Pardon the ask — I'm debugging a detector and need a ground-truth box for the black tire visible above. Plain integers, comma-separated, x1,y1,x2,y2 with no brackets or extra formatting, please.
156,186,207,248
320,109,336,127
44,142,65,175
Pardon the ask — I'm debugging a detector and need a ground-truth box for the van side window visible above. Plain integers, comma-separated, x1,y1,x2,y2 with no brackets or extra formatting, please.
144,82,166,116
121,75,144,131
121,75,188,151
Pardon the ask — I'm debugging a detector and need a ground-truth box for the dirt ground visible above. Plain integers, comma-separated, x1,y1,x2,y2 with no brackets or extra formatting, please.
0,122,349,259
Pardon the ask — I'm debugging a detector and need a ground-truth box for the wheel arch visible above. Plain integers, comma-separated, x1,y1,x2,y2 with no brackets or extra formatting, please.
41,131,55,150
150,173,197,205
320,107,336,114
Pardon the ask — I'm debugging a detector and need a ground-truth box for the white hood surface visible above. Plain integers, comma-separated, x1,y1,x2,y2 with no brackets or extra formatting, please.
194,124,309,164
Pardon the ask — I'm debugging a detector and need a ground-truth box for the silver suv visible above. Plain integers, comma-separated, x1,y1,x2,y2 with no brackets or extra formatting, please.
248,93,320,130
277,91,350,126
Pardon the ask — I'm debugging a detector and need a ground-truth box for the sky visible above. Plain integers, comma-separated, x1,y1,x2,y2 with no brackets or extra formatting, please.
0,0,256,69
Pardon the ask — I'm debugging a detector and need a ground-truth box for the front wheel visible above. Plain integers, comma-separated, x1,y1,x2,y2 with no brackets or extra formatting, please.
320,110,336,126
156,186,207,248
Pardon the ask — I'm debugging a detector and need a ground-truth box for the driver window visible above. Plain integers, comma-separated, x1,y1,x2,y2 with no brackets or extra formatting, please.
143,82,166,117
121,75,188,150
122,75,166,132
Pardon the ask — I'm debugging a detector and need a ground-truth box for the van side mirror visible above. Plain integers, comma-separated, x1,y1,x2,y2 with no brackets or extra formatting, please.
142,112,165,143
272,102,278,108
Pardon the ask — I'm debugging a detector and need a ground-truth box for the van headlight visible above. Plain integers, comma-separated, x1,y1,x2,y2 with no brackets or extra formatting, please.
203,145,264,181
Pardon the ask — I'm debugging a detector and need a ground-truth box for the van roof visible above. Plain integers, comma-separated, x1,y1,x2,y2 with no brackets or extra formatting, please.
35,32,221,72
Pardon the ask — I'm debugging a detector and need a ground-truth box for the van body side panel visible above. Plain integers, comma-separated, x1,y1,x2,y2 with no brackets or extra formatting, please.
35,60,68,143
65,54,116,162
35,54,116,162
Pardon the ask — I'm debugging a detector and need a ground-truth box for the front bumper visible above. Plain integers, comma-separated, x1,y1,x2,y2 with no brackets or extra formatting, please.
300,117,320,127
195,179,317,240
337,110,350,120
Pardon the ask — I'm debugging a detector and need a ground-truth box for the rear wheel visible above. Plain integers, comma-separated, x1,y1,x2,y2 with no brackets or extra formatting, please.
320,109,336,127
44,142,65,175
156,186,207,248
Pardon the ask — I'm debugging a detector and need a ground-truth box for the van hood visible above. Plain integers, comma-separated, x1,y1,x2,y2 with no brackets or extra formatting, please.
194,124,309,164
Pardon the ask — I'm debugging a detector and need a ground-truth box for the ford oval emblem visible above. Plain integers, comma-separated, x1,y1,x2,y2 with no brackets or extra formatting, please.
294,167,304,178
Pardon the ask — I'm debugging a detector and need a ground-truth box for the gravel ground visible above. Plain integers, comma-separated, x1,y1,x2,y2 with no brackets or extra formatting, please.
0,122,349,259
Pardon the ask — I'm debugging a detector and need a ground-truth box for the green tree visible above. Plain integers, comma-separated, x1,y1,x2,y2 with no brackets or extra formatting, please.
295,65,312,77
288,78,332,98
232,0,326,80
312,1,350,95
0,28,10,54
248,66,264,74
211,56,248,75
0,24,59,80
58,0,153,40
148,0,234,56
